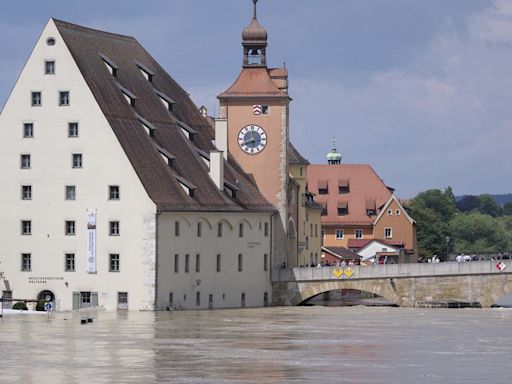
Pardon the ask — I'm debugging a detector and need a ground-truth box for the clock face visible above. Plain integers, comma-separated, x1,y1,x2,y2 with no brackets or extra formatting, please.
237,125,267,154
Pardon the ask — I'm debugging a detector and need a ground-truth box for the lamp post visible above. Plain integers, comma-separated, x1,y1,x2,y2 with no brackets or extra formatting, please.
445,236,451,261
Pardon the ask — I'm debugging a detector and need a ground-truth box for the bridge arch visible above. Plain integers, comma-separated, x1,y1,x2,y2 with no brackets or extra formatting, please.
295,279,404,306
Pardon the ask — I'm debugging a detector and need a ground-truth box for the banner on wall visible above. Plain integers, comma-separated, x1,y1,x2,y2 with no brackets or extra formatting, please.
86,210,97,273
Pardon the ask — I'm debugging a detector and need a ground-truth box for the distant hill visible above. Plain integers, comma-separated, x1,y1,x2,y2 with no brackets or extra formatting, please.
455,194,512,205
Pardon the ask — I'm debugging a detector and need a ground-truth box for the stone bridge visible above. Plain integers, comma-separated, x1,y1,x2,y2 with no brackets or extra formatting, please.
272,261,512,307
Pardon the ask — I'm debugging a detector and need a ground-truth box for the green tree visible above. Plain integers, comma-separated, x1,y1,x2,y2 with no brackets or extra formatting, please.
456,195,480,212
409,188,457,258
449,212,508,253
503,202,512,216
478,194,502,217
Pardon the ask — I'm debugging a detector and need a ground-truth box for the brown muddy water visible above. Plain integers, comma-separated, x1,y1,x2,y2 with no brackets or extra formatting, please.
1,306,512,383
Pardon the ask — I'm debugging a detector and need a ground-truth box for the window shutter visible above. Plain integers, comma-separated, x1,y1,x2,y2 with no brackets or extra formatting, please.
91,292,99,307
72,292,80,310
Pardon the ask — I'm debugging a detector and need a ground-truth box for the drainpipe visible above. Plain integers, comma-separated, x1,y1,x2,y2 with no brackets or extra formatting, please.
154,211,160,311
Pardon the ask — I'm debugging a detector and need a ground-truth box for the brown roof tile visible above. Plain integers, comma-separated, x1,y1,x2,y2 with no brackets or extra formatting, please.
54,19,275,213
307,164,393,225
218,67,288,99
288,142,309,165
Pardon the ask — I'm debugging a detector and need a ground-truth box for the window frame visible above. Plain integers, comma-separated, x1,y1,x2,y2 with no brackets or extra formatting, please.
238,253,243,272
109,185,120,200
355,229,364,240
45,60,55,75
335,229,344,240
23,123,34,138
21,154,31,169
21,220,32,235
68,122,79,137
65,185,76,200
59,91,70,106
384,227,393,239
185,254,190,273
21,185,32,200
65,220,76,236
109,253,120,272
109,221,120,236
72,153,82,168
21,253,31,271
65,253,75,272
174,254,179,273
31,92,42,107
195,254,200,273
216,254,221,273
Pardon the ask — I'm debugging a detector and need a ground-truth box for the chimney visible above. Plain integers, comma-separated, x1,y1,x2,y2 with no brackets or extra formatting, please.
215,118,228,160
209,150,224,191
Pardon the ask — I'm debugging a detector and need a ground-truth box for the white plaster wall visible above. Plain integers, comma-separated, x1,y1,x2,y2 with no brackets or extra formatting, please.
359,242,399,260
0,19,157,311
157,212,273,310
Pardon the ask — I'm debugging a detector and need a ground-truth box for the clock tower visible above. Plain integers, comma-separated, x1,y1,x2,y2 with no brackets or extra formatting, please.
218,0,291,267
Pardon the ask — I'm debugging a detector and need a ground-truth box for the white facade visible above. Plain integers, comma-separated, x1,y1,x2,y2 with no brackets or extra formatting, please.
0,19,274,311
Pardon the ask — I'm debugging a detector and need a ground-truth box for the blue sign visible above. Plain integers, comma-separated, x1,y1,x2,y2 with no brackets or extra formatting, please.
44,302,53,311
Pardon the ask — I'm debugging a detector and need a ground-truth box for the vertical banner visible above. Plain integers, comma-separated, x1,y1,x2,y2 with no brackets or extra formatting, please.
87,210,97,273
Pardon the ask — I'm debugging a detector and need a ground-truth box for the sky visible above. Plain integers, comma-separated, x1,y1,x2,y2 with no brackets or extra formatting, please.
0,0,511,198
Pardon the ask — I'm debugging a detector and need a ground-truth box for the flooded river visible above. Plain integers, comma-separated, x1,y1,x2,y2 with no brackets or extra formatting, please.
1,306,512,383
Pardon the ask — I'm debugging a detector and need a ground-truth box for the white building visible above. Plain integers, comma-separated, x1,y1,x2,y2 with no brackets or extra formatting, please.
0,19,276,311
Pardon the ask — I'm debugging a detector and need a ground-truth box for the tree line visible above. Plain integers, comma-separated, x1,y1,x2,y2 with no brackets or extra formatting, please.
407,188,512,258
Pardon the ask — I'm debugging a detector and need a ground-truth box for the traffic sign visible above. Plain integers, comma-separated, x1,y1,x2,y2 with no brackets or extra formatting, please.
44,302,53,311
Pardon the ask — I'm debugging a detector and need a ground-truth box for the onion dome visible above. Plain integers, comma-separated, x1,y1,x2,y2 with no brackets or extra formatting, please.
242,0,268,43
327,139,342,164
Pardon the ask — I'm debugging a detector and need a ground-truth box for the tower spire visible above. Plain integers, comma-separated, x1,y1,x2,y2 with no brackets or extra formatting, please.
242,0,268,67
327,138,342,164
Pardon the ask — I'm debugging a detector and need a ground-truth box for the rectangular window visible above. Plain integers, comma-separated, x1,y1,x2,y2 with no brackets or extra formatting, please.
31,92,41,106
59,91,70,106
80,292,91,305
195,254,200,273
355,229,363,239
109,185,120,200
264,222,269,237
239,223,244,238
175,221,180,237
65,253,75,272
174,254,179,273
23,123,33,138
264,253,268,271
217,222,223,237
216,254,221,272
65,220,76,236
335,229,344,240
68,122,79,137
321,206,328,216
197,222,202,237
109,221,120,236
72,153,82,168
238,253,243,272
196,291,201,307
185,254,190,273
109,254,120,272
45,61,55,75
385,228,393,239
337,207,348,216
315,224,318,237
387,209,393,216
65,185,76,200
396,209,401,216
21,154,31,169
118,292,128,306
21,220,31,235
339,186,350,194
318,188,328,195
261,105,269,115
21,185,32,200
21,253,31,271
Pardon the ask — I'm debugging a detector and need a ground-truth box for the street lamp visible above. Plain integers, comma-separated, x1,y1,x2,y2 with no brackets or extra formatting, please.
445,236,451,261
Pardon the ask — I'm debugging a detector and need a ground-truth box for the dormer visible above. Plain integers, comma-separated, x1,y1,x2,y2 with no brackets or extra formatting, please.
99,53,119,77
135,60,155,82
155,144,175,166
155,89,175,112
117,84,137,107
176,119,196,141
176,175,196,198
135,113,157,137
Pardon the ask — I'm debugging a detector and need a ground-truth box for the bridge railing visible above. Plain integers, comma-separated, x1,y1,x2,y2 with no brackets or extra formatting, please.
273,260,507,282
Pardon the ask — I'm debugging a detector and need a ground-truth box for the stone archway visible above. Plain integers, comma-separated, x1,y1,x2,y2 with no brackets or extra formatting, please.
295,279,404,306
37,290,55,302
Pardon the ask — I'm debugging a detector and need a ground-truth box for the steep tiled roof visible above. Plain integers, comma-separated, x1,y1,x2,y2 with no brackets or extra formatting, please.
307,164,393,225
288,142,309,165
218,67,288,98
322,246,360,260
347,239,405,250
54,19,275,212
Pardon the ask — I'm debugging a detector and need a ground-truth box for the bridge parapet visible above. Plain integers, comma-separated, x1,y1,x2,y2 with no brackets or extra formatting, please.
273,261,508,283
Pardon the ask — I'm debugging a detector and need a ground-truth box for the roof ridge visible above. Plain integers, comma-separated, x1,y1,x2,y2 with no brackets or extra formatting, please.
52,18,136,42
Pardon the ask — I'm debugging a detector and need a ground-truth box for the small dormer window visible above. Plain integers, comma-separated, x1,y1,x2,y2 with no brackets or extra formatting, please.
156,145,175,167
46,37,56,46
224,181,239,200
118,85,137,107
337,202,348,216
177,120,196,142
136,114,157,137
176,176,196,198
100,54,119,77
135,61,155,82
155,90,175,112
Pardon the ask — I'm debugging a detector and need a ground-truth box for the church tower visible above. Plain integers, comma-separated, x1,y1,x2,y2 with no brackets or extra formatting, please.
218,0,291,267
